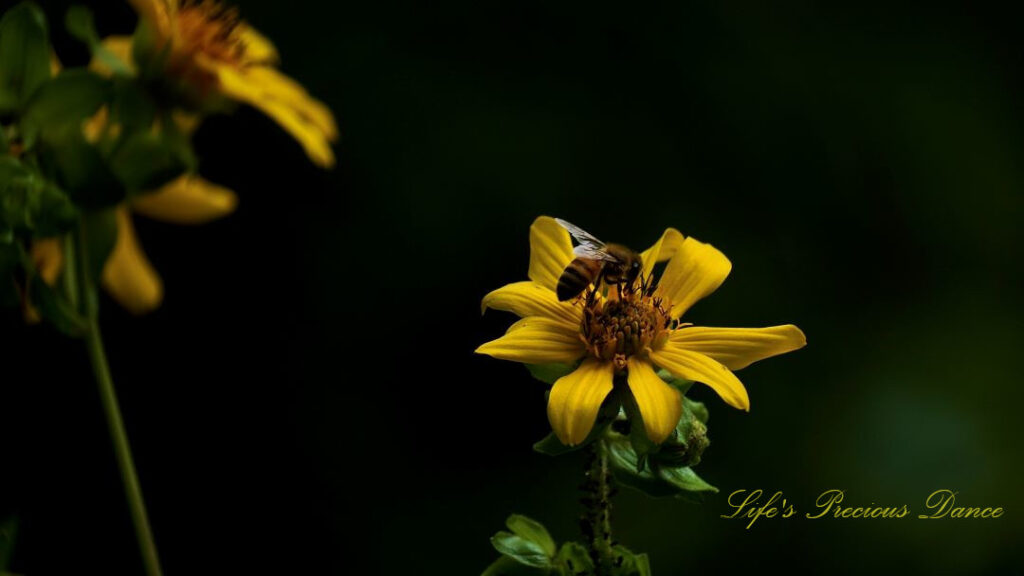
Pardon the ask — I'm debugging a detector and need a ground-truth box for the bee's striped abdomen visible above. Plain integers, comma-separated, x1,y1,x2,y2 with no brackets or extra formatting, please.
557,258,602,301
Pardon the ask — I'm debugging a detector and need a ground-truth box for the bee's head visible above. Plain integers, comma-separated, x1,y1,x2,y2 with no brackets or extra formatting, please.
626,258,642,283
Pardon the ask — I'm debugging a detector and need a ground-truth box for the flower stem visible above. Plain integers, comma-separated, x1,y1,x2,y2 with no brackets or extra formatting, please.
75,226,164,576
582,440,615,575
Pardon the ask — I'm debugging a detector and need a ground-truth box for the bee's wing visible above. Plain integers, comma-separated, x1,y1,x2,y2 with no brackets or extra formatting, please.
555,218,620,262
573,244,621,262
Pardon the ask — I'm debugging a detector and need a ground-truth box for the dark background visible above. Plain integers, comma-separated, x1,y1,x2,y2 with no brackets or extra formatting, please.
2,0,1023,574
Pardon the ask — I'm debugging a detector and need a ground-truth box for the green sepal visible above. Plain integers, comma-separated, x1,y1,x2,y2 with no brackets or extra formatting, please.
0,2,52,114
684,395,708,424
617,381,659,469
526,362,576,385
79,208,117,284
649,396,710,469
553,542,593,575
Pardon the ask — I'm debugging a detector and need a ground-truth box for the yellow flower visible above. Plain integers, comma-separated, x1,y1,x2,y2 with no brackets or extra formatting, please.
111,0,337,168
477,217,806,446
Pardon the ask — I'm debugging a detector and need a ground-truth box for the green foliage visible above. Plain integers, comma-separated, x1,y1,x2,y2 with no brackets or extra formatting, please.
610,546,651,576
483,515,653,576
0,2,51,114
605,431,716,501
0,155,77,237
604,372,715,500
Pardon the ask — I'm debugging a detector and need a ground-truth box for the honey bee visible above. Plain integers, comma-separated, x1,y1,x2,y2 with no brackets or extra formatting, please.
554,218,643,301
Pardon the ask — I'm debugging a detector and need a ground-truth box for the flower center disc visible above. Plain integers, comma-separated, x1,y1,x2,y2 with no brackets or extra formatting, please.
582,294,669,369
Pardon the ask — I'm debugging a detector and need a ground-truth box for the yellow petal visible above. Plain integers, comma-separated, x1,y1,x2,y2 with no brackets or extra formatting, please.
528,216,574,292
243,67,337,139
200,57,336,168
547,358,614,446
238,24,279,64
481,281,582,326
31,238,63,285
669,325,806,371
657,236,731,319
640,227,683,283
626,357,682,444
102,209,164,315
131,175,238,225
475,316,585,365
651,341,750,411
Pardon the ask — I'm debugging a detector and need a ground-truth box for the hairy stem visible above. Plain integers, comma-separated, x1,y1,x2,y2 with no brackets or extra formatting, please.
582,440,615,574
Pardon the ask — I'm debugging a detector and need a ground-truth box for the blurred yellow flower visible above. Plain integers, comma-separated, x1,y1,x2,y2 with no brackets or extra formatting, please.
111,0,338,168
40,0,340,315
477,217,807,446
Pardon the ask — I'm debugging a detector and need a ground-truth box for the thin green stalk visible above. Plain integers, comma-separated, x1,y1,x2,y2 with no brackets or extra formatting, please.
75,225,164,576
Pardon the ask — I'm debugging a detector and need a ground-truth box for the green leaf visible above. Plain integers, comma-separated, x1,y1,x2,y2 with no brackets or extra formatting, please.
21,68,110,141
33,126,123,208
505,515,556,558
80,208,117,283
526,363,576,385
110,129,190,193
491,532,552,569
0,2,51,114
109,76,156,133
481,556,547,576
610,545,651,576
553,542,593,576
